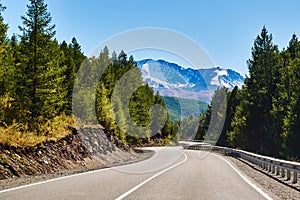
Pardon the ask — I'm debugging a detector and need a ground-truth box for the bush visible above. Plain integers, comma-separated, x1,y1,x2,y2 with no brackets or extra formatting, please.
0,114,74,148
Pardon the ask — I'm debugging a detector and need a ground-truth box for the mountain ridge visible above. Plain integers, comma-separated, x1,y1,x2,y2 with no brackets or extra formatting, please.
136,59,244,102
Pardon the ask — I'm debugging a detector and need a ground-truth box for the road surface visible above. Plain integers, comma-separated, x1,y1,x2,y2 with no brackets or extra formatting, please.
0,147,271,200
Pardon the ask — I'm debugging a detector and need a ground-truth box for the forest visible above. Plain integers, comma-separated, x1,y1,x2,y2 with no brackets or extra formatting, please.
1,0,300,162
196,27,300,161
0,0,177,147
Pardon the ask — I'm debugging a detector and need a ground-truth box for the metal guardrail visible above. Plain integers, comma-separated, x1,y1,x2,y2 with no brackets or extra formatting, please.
184,143,300,185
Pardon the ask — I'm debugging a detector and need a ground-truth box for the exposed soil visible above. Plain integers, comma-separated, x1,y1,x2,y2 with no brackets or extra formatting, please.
0,127,154,190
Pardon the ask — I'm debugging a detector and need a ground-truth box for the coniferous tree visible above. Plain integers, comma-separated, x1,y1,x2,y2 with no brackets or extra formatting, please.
96,83,115,129
17,0,67,122
287,34,299,60
150,92,168,137
195,105,211,141
0,3,16,124
279,35,300,159
230,27,280,155
0,3,13,96
217,86,240,146
60,38,85,114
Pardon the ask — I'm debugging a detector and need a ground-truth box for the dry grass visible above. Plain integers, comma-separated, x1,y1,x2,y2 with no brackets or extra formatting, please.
0,114,74,148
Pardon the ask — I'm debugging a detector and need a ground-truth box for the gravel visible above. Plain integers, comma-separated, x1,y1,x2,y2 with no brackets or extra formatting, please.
225,155,300,200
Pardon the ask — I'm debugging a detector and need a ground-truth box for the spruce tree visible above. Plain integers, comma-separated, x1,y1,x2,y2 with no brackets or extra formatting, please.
96,83,115,129
0,3,13,96
230,27,280,155
0,3,16,124
17,0,67,122
217,86,240,147
280,35,300,159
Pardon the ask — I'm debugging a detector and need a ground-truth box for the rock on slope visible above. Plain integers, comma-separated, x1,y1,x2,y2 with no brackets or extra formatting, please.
0,128,137,180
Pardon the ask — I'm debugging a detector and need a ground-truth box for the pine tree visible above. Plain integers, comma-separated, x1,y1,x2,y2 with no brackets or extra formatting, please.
17,0,67,122
0,3,16,124
217,86,240,146
205,87,227,142
287,34,299,60
230,27,280,155
150,92,168,137
60,38,85,114
113,96,127,142
195,105,211,141
96,83,115,129
0,3,13,96
279,35,300,159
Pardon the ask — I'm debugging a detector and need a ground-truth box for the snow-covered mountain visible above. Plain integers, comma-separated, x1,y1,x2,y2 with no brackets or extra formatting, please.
136,59,244,102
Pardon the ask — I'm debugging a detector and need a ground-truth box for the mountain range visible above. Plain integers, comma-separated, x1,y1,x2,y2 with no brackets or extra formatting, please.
137,59,244,102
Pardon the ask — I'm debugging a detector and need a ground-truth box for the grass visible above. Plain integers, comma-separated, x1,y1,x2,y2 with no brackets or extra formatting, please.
0,114,74,148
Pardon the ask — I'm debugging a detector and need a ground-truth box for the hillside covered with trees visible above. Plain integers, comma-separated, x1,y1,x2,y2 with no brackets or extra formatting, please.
1,0,300,163
0,0,177,148
196,27,300,161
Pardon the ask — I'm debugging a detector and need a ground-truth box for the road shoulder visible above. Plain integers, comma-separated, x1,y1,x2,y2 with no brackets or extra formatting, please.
221,154,300,200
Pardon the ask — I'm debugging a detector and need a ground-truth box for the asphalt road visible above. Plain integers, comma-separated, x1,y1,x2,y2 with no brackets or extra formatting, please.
0,147,271,200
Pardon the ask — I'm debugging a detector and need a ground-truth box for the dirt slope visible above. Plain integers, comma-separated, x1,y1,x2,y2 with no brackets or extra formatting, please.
0,128,138,180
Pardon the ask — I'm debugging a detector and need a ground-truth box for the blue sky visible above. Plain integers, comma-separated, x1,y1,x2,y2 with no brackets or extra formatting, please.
2,0,300,76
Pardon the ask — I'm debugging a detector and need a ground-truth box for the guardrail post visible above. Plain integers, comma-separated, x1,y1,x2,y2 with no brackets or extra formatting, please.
276,166,280,175
272,165,275,174
293,171,297,184
259,162,261,168
287,170,291,181
281,168,285,178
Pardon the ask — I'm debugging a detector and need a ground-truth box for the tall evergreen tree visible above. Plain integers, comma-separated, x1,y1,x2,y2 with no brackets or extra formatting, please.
279,35,300,159
96,83,115,129
17,0,67,122
0,3,13,96
230,27,281,155
287,34,299,60
60,38,85,114
217,86,240,146
0,2,16,124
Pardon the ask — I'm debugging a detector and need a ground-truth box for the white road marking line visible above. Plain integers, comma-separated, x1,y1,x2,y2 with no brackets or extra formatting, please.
115,151,188,200
113,148,185,174
0,167,111,194
113,147,159,169
211,153,273,200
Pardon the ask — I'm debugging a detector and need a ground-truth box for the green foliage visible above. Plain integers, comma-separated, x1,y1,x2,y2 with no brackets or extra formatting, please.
229,27,281,155
96,83,115,130
162,96,207,122
0,114,74,148
0,4,14,98
11,0,300,155
225,28,300,160
60,38,85,115
194,87,227,142
76,47,178,145
0,1,85,145
178,114,199,140
194,27,300,160
217,86,240,146
16,0,67,123
0,0,177,148
281,58,300,158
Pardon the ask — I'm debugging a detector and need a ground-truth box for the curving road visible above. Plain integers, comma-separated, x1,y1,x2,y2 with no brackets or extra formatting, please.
0,147,271,200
